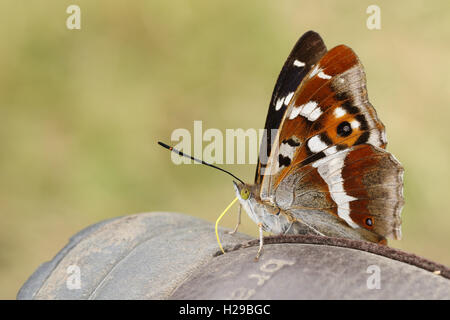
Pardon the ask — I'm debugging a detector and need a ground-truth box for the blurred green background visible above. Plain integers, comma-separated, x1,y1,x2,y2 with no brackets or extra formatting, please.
1,0,449,299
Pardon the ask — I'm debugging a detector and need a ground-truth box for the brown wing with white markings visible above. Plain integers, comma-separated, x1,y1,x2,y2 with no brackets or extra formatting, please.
259,43,403,242
274,144,403,241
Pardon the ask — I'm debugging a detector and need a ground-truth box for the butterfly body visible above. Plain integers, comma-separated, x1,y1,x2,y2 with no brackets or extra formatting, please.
235,31,404,245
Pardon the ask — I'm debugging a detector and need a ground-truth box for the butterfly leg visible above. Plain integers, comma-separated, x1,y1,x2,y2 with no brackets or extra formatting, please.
254,223,264,261
227,204,242,235
287,216,326,237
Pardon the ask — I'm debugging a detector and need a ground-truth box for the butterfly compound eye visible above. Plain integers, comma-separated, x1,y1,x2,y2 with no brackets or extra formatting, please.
240,188,250,200
337,121,352,137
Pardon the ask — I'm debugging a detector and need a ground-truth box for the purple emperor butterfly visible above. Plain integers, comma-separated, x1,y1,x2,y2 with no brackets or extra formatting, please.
160,31,404,258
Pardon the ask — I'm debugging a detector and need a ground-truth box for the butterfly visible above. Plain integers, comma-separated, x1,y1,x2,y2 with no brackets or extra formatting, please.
159,30,404,259
231,31,404,257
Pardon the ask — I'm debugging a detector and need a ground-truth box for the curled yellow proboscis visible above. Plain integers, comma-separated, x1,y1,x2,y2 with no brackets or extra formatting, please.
215,197,239,254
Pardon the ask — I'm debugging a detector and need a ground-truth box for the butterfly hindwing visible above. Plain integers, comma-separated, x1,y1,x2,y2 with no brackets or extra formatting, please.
274,144,403,241
255,31,327,184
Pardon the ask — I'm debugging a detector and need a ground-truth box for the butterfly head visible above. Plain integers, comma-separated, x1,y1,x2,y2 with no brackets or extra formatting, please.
233,181,275,228
233,181,253,201
233,181,263,215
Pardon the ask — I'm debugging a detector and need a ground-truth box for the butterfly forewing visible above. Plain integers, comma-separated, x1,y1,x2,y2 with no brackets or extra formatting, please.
255,31,327,184
262,45,387,198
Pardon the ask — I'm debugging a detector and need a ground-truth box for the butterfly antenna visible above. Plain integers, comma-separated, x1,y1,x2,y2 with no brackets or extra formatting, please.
157,141,245,184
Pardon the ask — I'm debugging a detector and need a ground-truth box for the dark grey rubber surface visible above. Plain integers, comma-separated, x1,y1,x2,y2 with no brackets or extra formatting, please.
171,243,450,299
17,212,450,300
